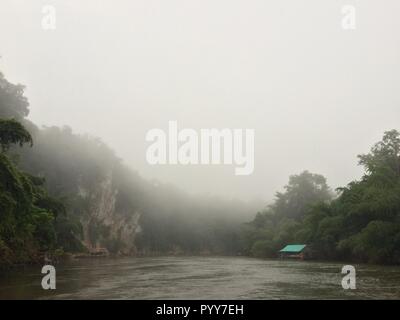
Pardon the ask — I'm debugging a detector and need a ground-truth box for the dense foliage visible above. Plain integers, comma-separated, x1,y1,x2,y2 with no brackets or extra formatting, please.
0,120,82,265
0,119,33,152
0,73,83,265
240,171,333,258
242,130,400,264
0,72,29,119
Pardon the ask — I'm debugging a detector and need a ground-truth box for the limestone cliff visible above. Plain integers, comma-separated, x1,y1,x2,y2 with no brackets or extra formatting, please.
78,171,141,255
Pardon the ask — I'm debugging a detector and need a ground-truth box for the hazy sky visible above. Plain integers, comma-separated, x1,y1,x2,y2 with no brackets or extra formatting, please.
1,0,399,201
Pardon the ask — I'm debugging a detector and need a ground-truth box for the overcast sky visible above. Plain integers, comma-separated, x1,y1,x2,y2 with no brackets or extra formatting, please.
1,0,399,201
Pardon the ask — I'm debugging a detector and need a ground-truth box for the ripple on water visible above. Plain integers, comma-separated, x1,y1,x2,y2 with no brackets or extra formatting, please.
1,256,400,299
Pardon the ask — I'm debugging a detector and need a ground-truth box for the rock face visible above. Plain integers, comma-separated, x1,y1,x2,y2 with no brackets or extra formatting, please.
79,172,141,255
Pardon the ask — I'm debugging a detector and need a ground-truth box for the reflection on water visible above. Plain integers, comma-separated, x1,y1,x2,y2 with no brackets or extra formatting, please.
0,256,399,299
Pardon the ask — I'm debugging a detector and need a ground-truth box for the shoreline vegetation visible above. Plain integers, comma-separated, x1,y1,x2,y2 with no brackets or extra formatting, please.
1,70,400,267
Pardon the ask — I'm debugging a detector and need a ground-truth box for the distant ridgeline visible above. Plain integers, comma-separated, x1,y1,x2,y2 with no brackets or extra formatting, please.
0,71,252,265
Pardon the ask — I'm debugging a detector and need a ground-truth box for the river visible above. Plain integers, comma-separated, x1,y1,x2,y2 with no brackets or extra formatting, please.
0,256,399,299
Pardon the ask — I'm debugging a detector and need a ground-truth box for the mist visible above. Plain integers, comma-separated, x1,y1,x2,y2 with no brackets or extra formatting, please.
3,0,400,302
1,0,400,202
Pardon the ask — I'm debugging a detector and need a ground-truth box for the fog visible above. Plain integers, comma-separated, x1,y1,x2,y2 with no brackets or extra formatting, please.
1,0,400,201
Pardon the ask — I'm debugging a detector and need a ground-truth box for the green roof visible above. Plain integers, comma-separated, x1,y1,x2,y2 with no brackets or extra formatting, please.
279,244,306,253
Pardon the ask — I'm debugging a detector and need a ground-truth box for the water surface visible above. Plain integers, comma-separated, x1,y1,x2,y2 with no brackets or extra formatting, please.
1,256,399,299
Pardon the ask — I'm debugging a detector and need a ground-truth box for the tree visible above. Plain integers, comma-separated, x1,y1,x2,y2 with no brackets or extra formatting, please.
358,129,400,178
0,71,83,265
273,171,332,220
241,171,333,258
0,72,29,119
0,118,33,151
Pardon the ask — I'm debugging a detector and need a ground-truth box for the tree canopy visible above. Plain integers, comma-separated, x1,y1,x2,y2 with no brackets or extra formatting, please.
0,118,33,152
242,130,400,264
0,72,29,120
0,73,83,265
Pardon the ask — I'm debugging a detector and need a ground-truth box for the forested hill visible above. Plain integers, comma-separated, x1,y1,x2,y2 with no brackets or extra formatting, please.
0,71,256,265
242,131,400,265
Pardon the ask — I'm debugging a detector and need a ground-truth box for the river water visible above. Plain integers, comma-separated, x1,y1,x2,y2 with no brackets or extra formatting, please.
0,256,399,299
